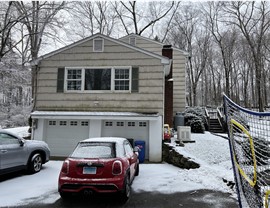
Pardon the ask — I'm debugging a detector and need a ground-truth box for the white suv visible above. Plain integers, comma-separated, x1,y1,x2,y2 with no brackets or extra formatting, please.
0,129,50,175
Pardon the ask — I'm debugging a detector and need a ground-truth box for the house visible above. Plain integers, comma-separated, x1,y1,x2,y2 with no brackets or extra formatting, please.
119,34,188,126
30,33,188,162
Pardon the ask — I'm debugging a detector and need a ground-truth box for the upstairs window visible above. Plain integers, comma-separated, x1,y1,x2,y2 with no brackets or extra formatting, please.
114,69,130,91
85,68,111,90
66,69,82,91
65,67,134,92
93,38,103,52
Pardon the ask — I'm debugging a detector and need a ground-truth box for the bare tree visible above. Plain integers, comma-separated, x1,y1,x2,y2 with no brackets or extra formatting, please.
15,1,66,60
168,4,210,106
14,1,66,108
67,1,117,39
224,1,270,111
0,2,25,61
203,2,238,99
113,1,177,36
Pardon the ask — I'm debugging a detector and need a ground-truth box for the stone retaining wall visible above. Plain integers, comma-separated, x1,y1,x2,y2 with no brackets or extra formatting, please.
162,143,200,169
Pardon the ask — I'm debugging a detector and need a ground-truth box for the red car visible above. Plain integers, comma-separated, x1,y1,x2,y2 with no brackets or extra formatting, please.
58,137,139,201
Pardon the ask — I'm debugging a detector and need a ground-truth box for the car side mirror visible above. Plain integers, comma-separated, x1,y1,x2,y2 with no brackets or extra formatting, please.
133,146,140,152
18,138,25,146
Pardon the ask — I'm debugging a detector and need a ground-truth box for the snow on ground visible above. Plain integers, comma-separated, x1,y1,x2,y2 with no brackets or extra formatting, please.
0,128,236,207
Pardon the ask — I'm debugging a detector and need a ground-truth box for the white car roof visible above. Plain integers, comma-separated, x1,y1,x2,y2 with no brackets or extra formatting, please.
80,137,128,157
82,137,127,144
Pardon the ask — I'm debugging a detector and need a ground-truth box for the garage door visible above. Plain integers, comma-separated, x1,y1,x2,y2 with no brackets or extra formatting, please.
45,120,89,156
101,120,149,159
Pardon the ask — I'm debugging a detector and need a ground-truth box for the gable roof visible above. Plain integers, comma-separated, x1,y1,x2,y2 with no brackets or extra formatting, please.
31,33,170,66
120,33,189,56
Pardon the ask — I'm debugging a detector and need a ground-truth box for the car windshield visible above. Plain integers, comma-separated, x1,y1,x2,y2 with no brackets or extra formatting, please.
71,142,116,159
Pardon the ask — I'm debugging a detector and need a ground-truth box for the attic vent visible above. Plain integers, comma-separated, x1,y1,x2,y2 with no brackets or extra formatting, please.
93,38,103,52
129,37,136,46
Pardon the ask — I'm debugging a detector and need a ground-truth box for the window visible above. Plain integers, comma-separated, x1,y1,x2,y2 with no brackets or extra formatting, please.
70,121,78,126
139,121,147,127
81,121,89,126
128,122,135,127
49,121,56,126
65,67,132,92
71,142,116,158
105,121,113,126
0,133,19,145
124,141,134,156
116,121,124,127
115,69,130,90
85,68,111,90
66,69,82,91
59,121,67,126
93,39,103,52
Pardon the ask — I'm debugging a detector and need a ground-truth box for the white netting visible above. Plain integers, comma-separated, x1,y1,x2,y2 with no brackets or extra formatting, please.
224,95,270,208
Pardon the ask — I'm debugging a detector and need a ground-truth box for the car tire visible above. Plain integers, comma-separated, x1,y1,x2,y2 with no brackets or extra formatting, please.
28,153,42,174
59,191,71,199
135,163,139,176
120,176,131,202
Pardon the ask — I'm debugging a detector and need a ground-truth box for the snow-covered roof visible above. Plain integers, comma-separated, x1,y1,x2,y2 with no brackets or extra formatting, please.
31,33,170,66
31,111,160,120
82,137,127,144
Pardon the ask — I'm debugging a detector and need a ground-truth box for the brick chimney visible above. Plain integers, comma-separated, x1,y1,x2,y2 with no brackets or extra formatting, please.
162,45,173,127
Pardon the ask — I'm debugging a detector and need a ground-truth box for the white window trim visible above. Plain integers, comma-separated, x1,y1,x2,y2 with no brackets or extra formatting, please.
64,66,132,93
113,66,132,92
93,38,104,52
65,68,84,92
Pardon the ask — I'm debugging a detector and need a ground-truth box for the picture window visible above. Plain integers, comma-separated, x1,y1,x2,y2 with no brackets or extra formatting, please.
65,67,131,92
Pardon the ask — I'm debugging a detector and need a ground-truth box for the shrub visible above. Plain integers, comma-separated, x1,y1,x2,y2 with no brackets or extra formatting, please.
184,107,208,131
184,112,205,133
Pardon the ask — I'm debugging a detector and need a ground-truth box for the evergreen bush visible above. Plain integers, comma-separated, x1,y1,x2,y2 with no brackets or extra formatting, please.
184,108,206,133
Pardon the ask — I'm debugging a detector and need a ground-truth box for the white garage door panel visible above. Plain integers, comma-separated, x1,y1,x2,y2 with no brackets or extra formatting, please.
102,120,149,159
46,120,89,157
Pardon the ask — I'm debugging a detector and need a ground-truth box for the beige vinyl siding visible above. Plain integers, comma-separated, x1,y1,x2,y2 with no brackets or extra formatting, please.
173,50,186,114
36,38,164,115
121,35,187,113
120,36,163,55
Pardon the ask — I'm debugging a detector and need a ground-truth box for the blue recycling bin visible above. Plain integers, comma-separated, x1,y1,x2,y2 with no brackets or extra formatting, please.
135,140,145,163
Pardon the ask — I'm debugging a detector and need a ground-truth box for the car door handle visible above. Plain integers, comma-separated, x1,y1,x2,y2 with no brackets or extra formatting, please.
1,150,7,153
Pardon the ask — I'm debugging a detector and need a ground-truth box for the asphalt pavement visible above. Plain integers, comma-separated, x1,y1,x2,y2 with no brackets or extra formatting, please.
11,189,239,208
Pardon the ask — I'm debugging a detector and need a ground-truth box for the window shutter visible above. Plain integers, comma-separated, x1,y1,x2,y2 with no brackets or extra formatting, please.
57,68,65,93
131,66,139,93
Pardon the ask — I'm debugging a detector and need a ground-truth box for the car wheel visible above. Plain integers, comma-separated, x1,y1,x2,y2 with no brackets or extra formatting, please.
135,163,139,176
120,176,131,202
59,191,71,199
28,153,42,174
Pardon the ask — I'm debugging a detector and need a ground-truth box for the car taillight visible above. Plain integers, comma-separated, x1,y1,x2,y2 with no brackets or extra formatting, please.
61,160,69,175
112,160,122,175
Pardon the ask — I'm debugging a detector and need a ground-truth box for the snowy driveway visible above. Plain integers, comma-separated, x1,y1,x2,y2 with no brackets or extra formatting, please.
0,129,238,207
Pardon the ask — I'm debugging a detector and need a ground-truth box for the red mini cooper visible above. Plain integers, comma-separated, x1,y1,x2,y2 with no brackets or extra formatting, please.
58,137,139,201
